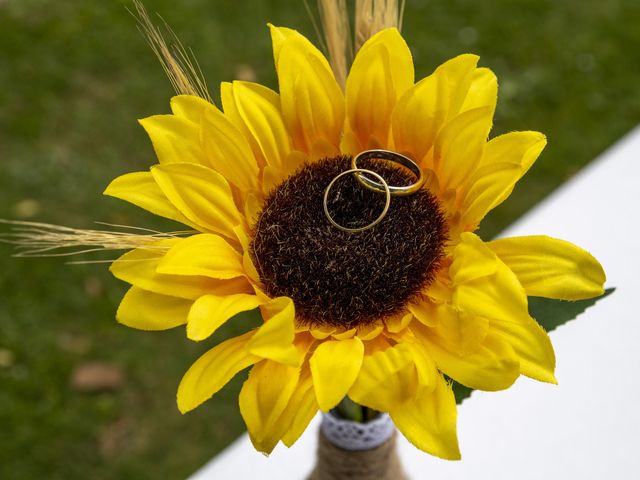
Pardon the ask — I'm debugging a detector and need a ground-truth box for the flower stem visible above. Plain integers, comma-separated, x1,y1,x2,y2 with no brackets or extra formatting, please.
333,397,381,423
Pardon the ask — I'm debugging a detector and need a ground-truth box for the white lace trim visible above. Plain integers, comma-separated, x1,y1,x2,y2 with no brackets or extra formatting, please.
321,411,395,451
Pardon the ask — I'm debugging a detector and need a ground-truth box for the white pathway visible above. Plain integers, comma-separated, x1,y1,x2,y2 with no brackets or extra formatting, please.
190,127,640,480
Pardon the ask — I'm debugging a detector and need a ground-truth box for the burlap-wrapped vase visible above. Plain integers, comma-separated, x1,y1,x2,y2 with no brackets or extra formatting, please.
308,412,407,480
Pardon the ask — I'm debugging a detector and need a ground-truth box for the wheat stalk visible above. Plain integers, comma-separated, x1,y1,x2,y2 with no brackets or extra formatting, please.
317,0,352,89
354,0,405,51
0,220,191,259
131,0,212,102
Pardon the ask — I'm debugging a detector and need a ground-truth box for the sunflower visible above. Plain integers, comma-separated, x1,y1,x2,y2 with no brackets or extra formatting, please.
104,26,606,460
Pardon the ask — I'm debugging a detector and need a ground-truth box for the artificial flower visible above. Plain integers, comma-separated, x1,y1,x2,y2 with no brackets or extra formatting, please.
104,25,605,459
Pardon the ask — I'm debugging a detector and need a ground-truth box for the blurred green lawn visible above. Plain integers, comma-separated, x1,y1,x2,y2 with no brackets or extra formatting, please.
1,1,638,478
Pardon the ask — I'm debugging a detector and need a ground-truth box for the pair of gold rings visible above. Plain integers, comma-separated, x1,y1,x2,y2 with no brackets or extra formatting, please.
323,149,425,233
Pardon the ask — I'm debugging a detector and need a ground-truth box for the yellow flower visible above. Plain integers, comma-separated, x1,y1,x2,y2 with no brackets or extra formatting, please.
104,26,605,460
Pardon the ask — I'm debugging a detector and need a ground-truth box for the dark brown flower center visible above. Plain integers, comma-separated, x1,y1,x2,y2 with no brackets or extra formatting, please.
250,155,447,329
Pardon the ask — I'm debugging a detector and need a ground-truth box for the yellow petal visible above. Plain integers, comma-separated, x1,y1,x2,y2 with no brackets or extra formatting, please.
412,321,519,391
461,132,546,228
110,242,252,300
220,81,265,167
169,94,212,122
187,293,262,341
157,234,245,279
403,342,438,388
228,81,291,171
391,75,441,162
491,316,557,384
239,359,300,454
281,365,319,447
199,102,259,191
460,67,498,116
261,150,308,193
433,106,493,193
169,95,259,190
272,26,344,154
346,28,414,148
384,312,413,333
332,328,357,340
151,162,242,239
450,233,498,284
243,250,261,285
451,233,528,324
116,286,191,330
233,223,251,251
391,375,460,460
392,54,479,163
310,137,340,161
364,335,393,355
177,331,259,413
408,300,441,328
357,322,384,340
247,297,299,366
460,162,523,230
427,305,489,355
339,130,362,157
293,332,317,361
349,343,417,412
434,54,481,118
243,190,264,227
488,235,606,300
425,275,453,304
139,114,203,165
310,337,364,411
239,352,317,450
446,233,557,386
477,130,545,171
103,171,197,228
268,24,301,65
309,326,335,340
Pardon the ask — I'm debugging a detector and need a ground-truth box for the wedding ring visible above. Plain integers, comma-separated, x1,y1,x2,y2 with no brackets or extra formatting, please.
323,168,391,233
351,149,425,196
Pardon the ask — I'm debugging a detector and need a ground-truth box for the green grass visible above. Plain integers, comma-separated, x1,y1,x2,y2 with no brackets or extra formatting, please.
1,1,639,478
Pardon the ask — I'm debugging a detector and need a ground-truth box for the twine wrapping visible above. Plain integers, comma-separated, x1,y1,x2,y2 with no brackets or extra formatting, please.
308,412,407,480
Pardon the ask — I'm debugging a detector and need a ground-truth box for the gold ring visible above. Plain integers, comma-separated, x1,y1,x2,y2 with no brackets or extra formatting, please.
351,149,425,196
323,168,391,233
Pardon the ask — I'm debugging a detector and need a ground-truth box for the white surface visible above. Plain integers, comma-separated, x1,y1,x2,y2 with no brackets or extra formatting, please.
190,127,640,480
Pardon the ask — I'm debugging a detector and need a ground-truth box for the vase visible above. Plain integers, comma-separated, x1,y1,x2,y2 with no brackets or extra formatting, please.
308,410,407,480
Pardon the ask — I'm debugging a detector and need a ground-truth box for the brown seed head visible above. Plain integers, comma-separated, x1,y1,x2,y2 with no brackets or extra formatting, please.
251,155,447,330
